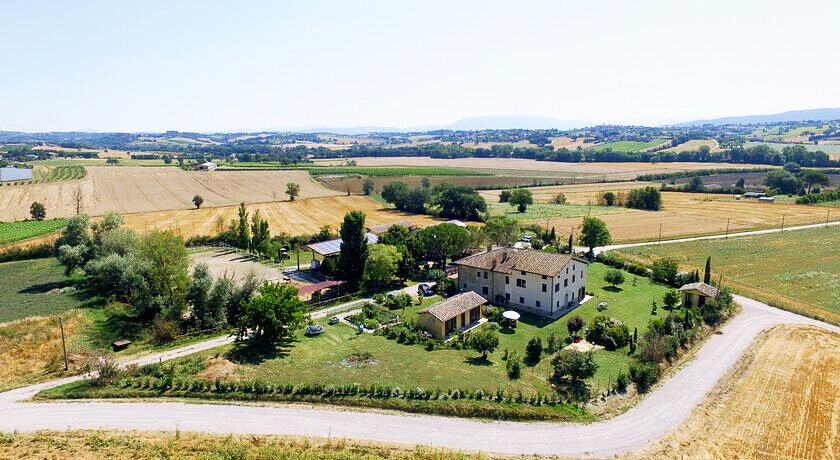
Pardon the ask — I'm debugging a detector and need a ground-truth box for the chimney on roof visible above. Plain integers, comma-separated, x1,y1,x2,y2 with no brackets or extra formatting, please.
487,244,493,252
491,259,497,269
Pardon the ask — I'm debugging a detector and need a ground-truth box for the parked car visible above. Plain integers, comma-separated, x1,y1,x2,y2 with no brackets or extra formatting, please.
328,316,339,325
417,283,434,296
521,235,532,242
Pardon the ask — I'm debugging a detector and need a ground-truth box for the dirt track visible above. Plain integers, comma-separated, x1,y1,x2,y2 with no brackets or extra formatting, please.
0,167,338,221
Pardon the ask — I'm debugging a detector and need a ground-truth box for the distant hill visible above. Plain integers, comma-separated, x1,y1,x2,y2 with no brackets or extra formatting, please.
674,108,840,127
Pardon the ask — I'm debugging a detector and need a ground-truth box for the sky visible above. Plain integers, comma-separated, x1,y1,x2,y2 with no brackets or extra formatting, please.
1,0,839,132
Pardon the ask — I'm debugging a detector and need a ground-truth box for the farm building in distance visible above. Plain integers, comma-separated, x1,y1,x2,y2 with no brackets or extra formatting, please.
367,220,417,236
194,161,217,170
0,166,33,182
679,282,719,308
455,247,588,319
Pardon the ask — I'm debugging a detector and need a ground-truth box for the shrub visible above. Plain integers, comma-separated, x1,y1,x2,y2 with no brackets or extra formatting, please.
615,371,630,391
546,331,561,354
566,315,585,337
650,257,680,285
551,349,597,382
525,336,543,363
151,319,180,344
93,356,122,387
629,362,660,392
483,305,504,323
585,316,630,350
506,351,522,379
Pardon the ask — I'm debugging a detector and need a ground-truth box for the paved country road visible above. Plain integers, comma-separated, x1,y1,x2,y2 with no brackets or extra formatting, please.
1,296,837,457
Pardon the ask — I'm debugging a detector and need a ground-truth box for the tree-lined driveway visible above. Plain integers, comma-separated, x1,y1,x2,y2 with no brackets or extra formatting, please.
1,296,837,457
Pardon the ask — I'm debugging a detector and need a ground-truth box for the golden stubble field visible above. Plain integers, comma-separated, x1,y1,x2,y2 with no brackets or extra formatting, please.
313,156,770,180
0,167,339,221
121,195,444,239
483,183,835,243
640,325,840,459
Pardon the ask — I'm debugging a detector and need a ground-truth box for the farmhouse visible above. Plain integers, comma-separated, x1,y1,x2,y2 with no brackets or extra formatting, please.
679,282,719,308
418,291,486,340
0,166,33,182
455,247,587,318
194,161,217,171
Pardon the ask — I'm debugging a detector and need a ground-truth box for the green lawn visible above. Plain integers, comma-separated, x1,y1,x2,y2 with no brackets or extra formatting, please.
0,219,68,245
0,258,103,323
618,225,840,325
588,140,668,153
487,202,628,222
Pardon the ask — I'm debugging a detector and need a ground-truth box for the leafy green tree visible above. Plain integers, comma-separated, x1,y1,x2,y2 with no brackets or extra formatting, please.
798,169,830,194
431,184,486,220
506,350,522,379
239,283,306,344
379,225,419,281
286,182,301,201
508,188,533,213
551,349,598,382
625,187,662,210
381,182,409,205
236,202,250,250
188,263,216,329
650,257,679,284
663,290,681,310
339,210,368,291
469,328,499,360
29,201,46,220
362,178,375,195
138,230,190,320
783,162,801,173
363,244,402,290
604,269,625,288
601,192,616,206
735,177,745,188
498,190,511,202
417,223,469,266
763,169,802,194
192,195,204,209
250,210,271,255
578,216,612,255
483,216,519,247
421,177,431,189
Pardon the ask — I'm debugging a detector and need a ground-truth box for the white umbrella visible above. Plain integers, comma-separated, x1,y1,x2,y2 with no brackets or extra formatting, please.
502,310,520,321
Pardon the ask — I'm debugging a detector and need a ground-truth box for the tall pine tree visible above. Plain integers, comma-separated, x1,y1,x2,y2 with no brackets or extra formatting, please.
703,256,712,284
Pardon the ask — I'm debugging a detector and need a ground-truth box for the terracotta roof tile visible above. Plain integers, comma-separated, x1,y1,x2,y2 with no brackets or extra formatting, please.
454,247,582,277
679,282,719,297
418,291,486,322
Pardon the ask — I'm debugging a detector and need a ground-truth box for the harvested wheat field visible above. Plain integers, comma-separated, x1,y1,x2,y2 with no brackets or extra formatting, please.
639,325,840,459
663,139,720,153
550,136,590,150
315,157,769,180
0,167,339,221
484,184,835,242
122,195,444,239
33,144,139,159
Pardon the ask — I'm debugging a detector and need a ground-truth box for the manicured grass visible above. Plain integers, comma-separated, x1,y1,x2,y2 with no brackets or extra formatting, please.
487,202,627,222
0,258,102,323
0,219,68,245
588,140,668,153
618,225,840,325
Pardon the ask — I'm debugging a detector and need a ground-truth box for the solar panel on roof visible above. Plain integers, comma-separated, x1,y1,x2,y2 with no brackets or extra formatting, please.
307,233,379,256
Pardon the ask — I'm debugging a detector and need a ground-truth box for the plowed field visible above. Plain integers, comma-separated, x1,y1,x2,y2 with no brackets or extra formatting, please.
642,325,840,459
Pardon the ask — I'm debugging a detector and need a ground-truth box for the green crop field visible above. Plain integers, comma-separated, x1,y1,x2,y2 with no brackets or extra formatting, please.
618,225,840,325
588,140,668,153
487,202,628,222
0,258,102,323
744,141,840,156
0,219,68,245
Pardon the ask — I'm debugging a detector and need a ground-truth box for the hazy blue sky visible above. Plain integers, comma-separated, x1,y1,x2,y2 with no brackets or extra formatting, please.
2,0,838,132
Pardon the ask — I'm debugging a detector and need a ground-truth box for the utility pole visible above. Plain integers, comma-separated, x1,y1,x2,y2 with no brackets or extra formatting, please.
827,209,831,228
658,223,663,246
59,317,68,371
781,214,785,232
725,218,730,239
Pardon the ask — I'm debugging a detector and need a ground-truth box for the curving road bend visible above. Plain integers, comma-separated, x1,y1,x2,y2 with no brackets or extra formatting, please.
1,296,837,457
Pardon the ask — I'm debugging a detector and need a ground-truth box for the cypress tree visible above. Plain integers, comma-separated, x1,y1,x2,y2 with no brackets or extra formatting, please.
703,256,712,284
339,210,368,292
